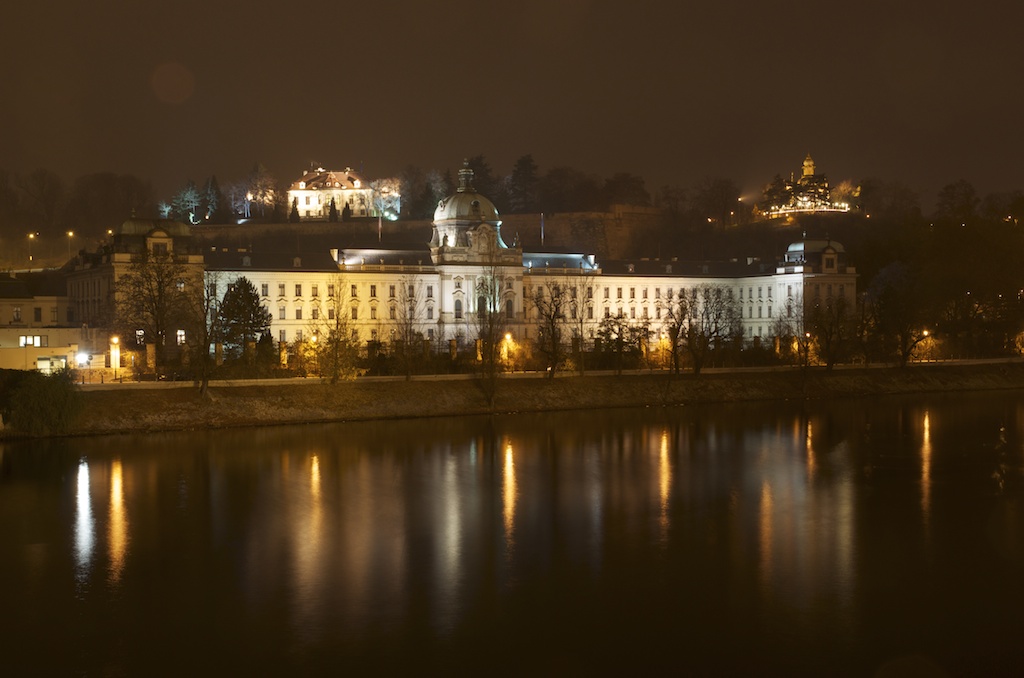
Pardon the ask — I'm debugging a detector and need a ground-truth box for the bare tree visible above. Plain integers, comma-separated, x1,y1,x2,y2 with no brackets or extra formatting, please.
181,273,227,398
677,283,740,375
807,295,853,370
370,178,402,219
474,265,514,404
565,273,596,375
391,276,427,379
529,278,569,377
114,250,197,373
309,273,361,383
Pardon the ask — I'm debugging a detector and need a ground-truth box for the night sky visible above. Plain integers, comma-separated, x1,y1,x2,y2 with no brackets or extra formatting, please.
3,1,1023,205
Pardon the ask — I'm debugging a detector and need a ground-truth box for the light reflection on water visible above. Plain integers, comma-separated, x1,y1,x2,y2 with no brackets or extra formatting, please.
4,392,1024,675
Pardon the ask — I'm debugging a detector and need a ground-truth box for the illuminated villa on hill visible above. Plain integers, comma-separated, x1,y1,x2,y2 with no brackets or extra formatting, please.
760,154,851,217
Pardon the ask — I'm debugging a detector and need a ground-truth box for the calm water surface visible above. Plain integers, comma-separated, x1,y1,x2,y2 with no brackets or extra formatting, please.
3,393,1024,675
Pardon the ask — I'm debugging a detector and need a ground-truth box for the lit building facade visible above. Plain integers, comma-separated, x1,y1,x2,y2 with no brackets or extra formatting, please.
286,167,401,220
209,163,857,351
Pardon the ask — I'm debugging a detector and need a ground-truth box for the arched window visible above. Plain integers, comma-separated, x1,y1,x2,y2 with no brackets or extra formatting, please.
477,296,487,318
506,299,514,319
454,299,463,319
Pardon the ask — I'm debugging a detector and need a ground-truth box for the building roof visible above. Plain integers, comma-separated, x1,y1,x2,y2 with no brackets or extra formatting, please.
290,167,368,191
203,248,339,273
433,162,501,224
116,218,192,238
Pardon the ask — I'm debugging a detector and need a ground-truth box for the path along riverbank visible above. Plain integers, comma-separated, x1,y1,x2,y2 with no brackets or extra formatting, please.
14,359,1024,439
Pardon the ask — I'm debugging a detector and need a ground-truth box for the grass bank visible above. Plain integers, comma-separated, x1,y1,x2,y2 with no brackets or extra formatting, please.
9,361,1023,439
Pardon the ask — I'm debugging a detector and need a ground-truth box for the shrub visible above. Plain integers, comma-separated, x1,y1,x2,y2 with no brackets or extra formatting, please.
6,368,81,436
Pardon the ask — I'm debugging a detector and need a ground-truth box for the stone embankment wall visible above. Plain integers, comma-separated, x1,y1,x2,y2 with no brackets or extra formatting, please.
10,362,1024,439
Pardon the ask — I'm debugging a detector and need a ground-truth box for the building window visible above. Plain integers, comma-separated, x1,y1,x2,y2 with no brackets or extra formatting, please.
50,307,57,322
587,306,594,319
642,289,648,299
767,306,772,318
328,308,335,320
642,307,648,319
176,329,186,345
389,284,396,298
758,307,762,318
351,307,358,320
351,284,357,297
312,308,319,320
371,330,377,341
587,287,593,299
604,307,611,318
617,308,623,318
630,307,636,319
33,307,41,322
279,330,287,343
629,288,635,299
787,285,792,298
739,288,744,301
604,287,610,299
656,307,661,319
427,285,434,298
370,307,377,320
506,299,514,319
295,284,302,297
279,283,286,297
427,306,434,320
261,283,269,297
279,306,286,320
454,299,463,319
296,329,303,342
389,306,396,320
328,284,335,298
617,287,622,299
136,329,145,345
408,285,415,298
370,284,377,298
312,285,318,297
428,328,435,340
454,279,462,290
655,288,661,299
295,309,302,320
175,280,185,292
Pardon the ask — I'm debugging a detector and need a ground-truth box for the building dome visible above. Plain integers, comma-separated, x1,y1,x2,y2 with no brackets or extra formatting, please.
433,161,501,225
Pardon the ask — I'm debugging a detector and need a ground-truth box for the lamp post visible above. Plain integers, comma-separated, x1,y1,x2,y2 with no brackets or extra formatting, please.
27,232,37,266
110,336,120,381
66,231,74,259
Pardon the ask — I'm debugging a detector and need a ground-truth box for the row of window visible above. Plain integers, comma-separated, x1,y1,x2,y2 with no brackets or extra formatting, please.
8,306,59,323
259,282,436,300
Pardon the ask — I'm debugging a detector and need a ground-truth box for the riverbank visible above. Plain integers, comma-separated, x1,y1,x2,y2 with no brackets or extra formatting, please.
9,360,1024,439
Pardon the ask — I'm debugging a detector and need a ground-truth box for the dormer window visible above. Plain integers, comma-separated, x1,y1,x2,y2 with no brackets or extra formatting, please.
299,182,306,189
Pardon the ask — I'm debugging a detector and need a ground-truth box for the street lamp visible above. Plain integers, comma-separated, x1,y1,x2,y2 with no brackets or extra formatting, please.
110,336,120,381
27,232,37,265
66,231,74,259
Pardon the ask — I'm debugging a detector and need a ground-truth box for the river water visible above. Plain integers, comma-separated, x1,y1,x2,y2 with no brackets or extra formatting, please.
2,392,1024,675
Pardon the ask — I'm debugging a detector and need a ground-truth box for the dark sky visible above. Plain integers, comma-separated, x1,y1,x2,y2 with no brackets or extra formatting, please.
3,1,1023,206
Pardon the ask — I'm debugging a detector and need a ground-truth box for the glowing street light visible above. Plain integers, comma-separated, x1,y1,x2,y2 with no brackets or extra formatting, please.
27,232,37,264
66,231,75,259
110,336,120,381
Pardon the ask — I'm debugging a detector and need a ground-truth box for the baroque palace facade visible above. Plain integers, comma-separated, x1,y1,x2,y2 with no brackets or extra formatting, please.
205,163,857,353
52,162,856,371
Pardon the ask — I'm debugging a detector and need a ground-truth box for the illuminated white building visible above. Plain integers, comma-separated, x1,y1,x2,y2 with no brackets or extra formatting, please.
208,162,857,351
286,167,400,220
